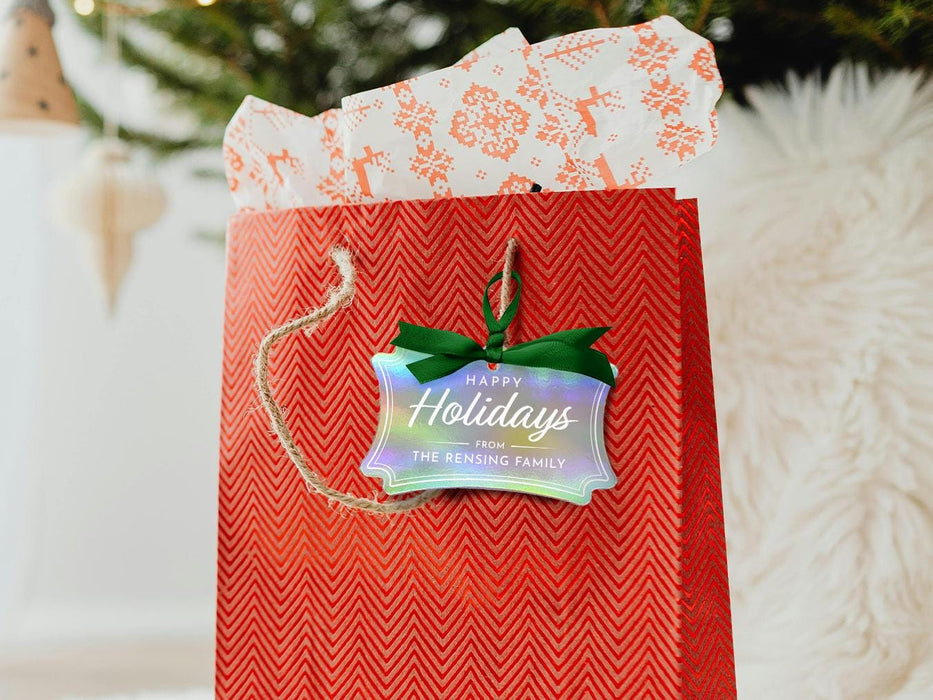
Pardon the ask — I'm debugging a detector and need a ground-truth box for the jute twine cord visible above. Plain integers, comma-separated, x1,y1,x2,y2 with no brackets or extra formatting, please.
255,239,519,514
499,237,519,348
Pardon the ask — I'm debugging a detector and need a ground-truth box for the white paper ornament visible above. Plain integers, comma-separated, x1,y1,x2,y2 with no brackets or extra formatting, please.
51,138,166,312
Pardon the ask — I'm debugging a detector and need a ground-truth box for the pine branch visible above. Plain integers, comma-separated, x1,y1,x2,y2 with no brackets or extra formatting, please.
75,89,219,156
824,4,905,62
692,0,715,31
69,0,932,156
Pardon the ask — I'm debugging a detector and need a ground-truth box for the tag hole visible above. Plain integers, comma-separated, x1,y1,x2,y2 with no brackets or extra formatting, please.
487,363,499,371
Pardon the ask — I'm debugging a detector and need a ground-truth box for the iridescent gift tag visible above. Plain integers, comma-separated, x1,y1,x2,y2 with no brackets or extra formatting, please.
361,347,617,504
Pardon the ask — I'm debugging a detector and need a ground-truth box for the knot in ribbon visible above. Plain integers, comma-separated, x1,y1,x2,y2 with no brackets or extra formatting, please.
391,271,615,386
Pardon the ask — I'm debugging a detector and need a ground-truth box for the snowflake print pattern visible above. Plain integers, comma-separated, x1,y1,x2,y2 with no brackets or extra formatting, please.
627,26,678,74
641,75,689,119
536,114,569,149
555,156,589,190
449,83,531,161
656,121,705,162
517,65,548,108
689,44,722,90
393,101,438,136
409,145,453,187
498,173,536,194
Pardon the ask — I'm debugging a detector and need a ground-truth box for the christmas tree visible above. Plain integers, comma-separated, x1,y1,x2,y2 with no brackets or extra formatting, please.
75,0,932,154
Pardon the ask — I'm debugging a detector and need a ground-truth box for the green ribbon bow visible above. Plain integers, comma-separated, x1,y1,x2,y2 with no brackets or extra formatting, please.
391,271,615,386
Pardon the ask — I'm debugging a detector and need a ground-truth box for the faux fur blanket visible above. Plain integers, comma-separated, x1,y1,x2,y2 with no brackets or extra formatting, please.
675,63,933,699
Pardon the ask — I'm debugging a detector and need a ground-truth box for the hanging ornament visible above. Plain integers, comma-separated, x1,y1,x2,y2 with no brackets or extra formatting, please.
52,138,166,312
0,0,79,132
50,5,166,313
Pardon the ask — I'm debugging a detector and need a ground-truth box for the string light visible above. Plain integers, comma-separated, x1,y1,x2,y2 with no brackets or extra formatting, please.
72,0,219,16
74,0,96,15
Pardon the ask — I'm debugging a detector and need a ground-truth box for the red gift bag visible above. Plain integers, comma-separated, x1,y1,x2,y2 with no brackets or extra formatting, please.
216,188,735,698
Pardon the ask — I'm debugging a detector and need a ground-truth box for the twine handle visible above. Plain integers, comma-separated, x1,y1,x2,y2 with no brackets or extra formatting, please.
499,237,518,348
255,239,519,514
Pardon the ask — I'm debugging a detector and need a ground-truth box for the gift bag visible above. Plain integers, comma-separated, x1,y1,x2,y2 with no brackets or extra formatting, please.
216,187,735,697
217,16,733,698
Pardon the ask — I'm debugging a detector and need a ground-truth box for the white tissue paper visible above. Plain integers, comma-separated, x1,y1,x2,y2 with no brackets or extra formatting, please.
224,16,721,211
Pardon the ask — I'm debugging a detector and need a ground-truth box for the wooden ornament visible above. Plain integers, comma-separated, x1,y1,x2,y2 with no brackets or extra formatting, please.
52,139,166,312
0,0,79,132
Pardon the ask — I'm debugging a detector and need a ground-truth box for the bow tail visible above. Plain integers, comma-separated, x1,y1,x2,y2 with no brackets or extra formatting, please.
502,342,616,386
405,354,479,384
508,326,611,351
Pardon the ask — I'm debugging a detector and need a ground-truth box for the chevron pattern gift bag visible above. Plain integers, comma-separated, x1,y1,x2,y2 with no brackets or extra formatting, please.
218,16,733,699
216,187,735,697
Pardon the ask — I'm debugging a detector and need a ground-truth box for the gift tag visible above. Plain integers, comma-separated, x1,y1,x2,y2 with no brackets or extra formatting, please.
362,347,617,504
361,269,617,505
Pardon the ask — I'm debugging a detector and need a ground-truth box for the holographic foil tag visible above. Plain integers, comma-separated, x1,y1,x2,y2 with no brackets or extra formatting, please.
362,348,616,505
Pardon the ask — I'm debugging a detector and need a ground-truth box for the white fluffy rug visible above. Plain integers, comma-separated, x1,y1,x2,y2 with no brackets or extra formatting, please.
72,65,933,700
676,63,933,699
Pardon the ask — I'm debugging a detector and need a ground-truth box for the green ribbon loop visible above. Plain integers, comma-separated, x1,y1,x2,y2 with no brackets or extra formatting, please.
481,271,520,364
390,271,615,387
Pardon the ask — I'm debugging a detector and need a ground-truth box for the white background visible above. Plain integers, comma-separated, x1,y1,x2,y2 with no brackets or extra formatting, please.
0,1,230,651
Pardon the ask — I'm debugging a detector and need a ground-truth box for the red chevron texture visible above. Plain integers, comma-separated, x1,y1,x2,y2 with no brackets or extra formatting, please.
216,188,735,698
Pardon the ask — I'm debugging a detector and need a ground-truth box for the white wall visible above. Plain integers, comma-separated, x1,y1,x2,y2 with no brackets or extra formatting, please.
0,137,45,645
0,4,232,648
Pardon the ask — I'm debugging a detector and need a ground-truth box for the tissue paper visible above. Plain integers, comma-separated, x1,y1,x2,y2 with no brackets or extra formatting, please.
224,28,529,210
342,16,721,202
225,17,721,210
